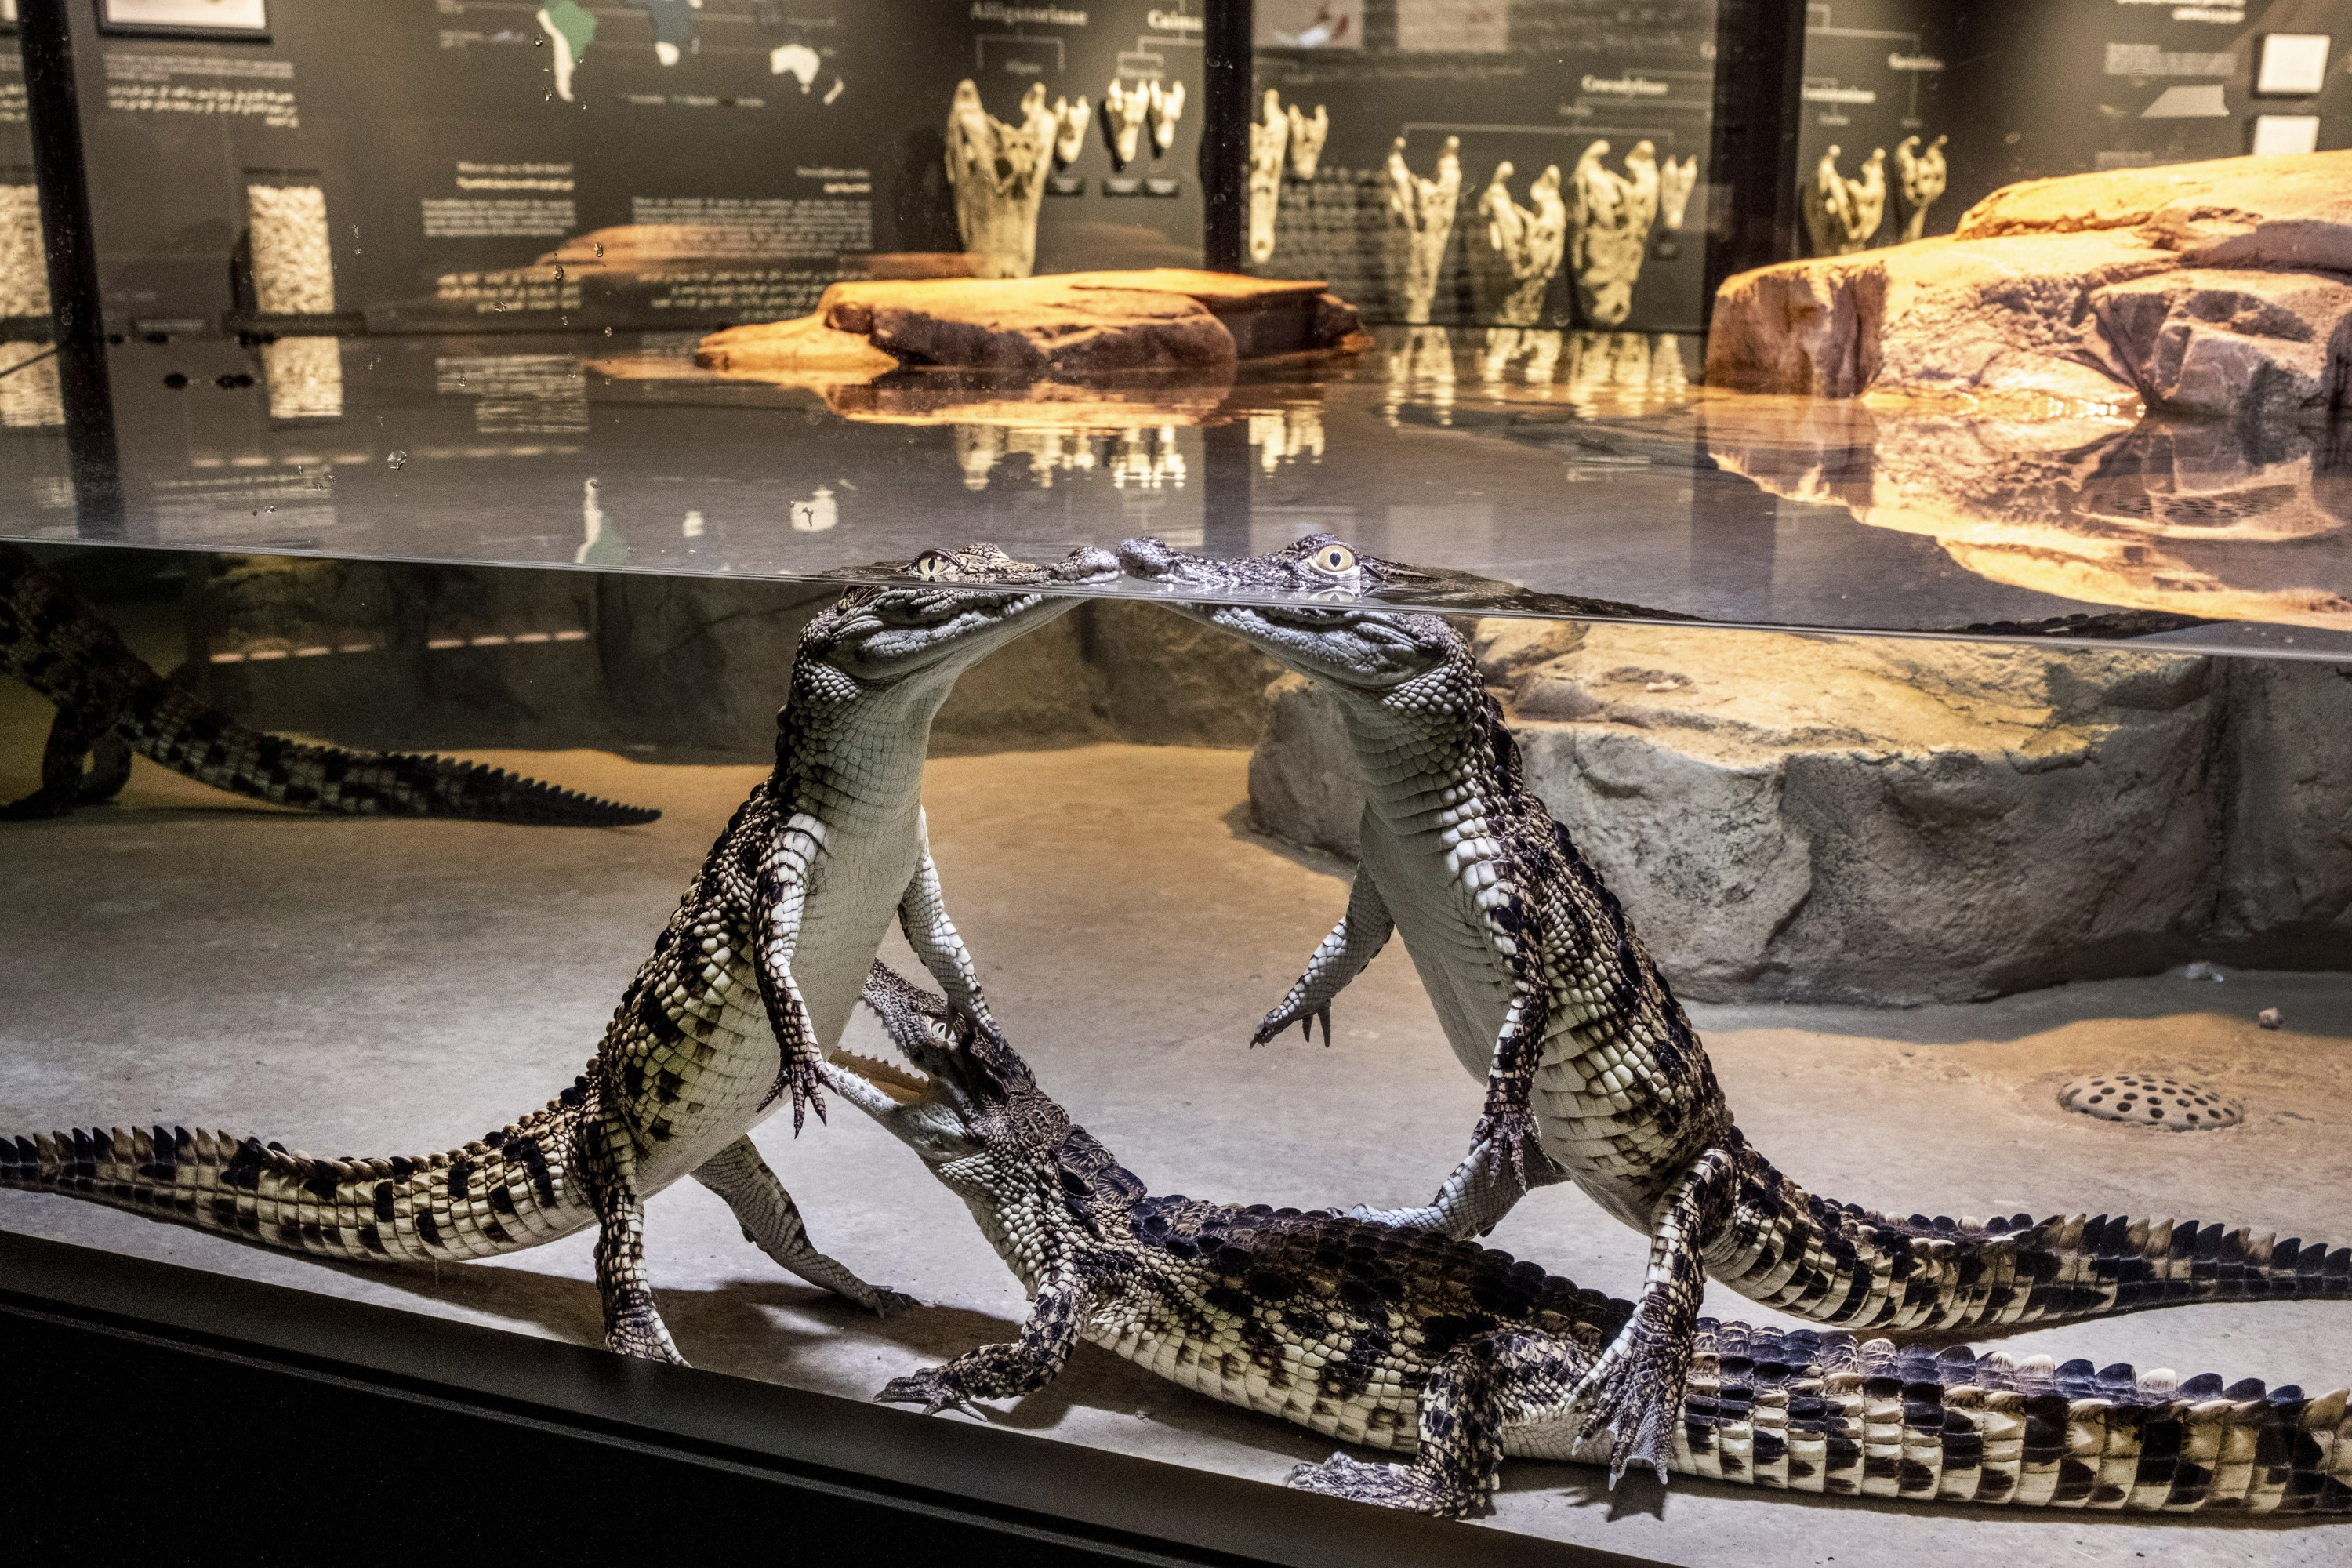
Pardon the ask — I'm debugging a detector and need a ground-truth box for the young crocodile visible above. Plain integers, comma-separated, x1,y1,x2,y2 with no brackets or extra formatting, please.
1116,532,2352,1483
826,963,2352,1519
0,543,1114,1362
0,540,659,824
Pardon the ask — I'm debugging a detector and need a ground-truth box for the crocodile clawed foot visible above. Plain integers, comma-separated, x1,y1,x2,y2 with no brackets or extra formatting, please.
781,1046,829,1135
1287,1454,1484,1519
877,1366,985,1418
1567,1327,1682,1487
1250,1004,1333,1049
866,1287,922,1319
1468,1104,1555,1191
606,1318,690,1367
0,790,71,822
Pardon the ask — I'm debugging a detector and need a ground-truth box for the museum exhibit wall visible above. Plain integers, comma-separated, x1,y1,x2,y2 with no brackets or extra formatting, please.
1247,1,1719,332
1795,0,2352,255
32,0,1206,334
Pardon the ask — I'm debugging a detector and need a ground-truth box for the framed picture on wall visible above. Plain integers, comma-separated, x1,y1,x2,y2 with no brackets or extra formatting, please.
97,0,270,38
2254,34,2332,97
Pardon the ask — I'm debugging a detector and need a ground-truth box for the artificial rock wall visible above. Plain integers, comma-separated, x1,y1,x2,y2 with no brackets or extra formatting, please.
1248,619,2352,1005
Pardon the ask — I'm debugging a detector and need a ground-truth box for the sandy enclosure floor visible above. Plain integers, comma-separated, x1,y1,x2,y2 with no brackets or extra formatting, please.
2,731,2348,1568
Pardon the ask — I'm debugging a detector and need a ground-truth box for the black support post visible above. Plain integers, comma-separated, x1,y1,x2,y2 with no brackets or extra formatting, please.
16,0,122,535
1702,0,1807,309
1199,0,1252,272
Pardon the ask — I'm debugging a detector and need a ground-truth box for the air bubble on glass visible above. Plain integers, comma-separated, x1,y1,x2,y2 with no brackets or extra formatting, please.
387,450,408,470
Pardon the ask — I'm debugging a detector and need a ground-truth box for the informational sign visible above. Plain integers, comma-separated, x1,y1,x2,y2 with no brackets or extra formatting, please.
99,0,270,38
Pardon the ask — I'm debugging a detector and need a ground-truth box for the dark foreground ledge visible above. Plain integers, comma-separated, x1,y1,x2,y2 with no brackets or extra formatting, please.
0,1231,1652,1564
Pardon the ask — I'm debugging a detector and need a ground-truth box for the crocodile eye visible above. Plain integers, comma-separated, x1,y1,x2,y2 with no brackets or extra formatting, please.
1310,587,1356,603
911,550,960,581
1306,543,1356,576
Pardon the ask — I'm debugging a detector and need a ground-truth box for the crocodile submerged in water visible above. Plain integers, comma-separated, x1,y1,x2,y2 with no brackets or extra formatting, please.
0,541,659,824
1116,532,2352,1486
0,543,1114,1362
828,962,2352,1519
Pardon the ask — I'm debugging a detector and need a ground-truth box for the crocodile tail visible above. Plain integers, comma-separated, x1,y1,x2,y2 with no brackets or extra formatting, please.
1707,1142,2352,1338
4,545,657,826
0,1080,597,1264
1677,1320,2352,1513
119,681,660,826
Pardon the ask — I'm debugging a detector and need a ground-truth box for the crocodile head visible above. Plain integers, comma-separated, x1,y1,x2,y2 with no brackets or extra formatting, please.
824,964,1144,1228
804,542,1119,684
1116,532,1460,690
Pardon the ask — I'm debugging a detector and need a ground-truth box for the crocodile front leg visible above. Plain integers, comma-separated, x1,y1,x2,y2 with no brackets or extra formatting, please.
1290,1328,1595,1519
1255,867,1392,1046
583,1088,687,1365
877,1261,1091,1415
692,1134,909,1315
750,822,829,1131
895,812,996,1029
1566,1142,1740,1484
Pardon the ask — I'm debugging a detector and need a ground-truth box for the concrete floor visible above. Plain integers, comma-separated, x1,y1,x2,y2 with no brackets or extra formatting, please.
3,724,2350,1566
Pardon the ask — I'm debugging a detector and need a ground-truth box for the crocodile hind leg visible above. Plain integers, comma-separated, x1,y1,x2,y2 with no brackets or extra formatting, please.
1290,1329,1594,1519
583,1091,687,1365
2,708,114,819
692,1134,909,1315
876,1261,1089,1415
1566,1143,1740,1484
1254,868,1392,1046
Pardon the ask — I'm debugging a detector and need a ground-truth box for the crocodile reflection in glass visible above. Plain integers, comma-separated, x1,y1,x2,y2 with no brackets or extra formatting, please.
827,960,2352,1519
0,542,657,826
0,543,1116,1364
1115,532,2352,1485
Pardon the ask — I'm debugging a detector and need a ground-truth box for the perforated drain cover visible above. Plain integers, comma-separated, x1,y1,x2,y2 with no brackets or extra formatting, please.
2059,1073,2242,1131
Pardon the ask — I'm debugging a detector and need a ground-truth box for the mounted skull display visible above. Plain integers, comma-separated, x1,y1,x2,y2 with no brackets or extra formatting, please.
1802,144,1889,256
1248,89,1289,264
1472,161,1568,327
1385,134,1461,325
944,78,1058,278
1569,140,1661,327
1050,95,1092,169
1101,78,1149,169
1285,100,1329,180
1895,132,1950,241
1652,152,1699,259
1149,78,1185,156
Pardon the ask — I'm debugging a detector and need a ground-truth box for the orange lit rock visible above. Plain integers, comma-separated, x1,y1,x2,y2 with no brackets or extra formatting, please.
694,269,1369,379
1706,151,2352,419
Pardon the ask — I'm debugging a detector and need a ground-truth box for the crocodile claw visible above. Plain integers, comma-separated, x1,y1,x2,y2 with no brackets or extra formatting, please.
867,1287,921,1319
1566,1316,1682,1487
781,1038,829,1134
1250,1003,1333,1048
877,1366,985,1419
1469,1104,1555,1192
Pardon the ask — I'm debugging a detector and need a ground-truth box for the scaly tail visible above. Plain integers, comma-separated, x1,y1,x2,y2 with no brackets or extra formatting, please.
120,681,660,826
1711,1139,2352,1337
2,542,658,826
0,1075,597,1263
1679,1320,2352,1513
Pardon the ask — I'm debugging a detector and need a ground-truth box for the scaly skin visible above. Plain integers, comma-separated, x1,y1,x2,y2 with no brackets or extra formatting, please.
1115,532,2352,1484
0,541,659,824
827,964,2352,1519
0,543,1116,1364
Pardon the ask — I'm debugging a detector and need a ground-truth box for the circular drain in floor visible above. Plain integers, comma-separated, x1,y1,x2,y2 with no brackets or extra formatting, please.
2058,1073,2241,1131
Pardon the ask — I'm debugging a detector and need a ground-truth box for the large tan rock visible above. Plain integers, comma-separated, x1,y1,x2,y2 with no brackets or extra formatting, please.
695,269,1369,379
1246,619,2352,1004
1706,151,2352,418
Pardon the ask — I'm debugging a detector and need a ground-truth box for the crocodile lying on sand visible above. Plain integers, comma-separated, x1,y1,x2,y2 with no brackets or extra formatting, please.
828,962,2352,1519
0,543,1115,1363
1116,532,2352,1487
0,541,658,824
